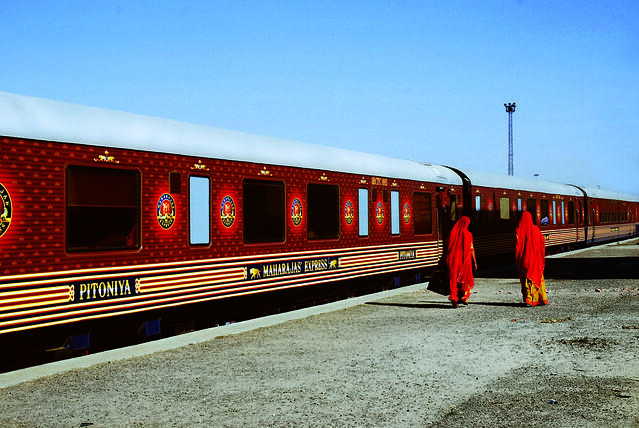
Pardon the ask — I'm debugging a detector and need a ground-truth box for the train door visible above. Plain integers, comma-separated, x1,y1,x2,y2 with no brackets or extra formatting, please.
435,187,453,249
436,187,463,248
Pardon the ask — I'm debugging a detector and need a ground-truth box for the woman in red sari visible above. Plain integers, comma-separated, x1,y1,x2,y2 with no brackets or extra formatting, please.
515,211,548,306
446,216,477,307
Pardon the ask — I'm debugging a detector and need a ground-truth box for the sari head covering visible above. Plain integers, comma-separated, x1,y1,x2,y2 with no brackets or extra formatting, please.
446,216,474,291
515,211,545,286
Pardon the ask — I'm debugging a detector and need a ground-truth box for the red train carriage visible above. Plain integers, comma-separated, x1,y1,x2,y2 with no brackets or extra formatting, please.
0,92,461,362
580,187,639,244
443,169,639,261
443,168,586,259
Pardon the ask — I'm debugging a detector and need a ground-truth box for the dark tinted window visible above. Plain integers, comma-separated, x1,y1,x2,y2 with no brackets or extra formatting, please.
526,198,537,224
540,199,549,226
568,201,575,225
413,192,432,235
66,165,140,252
243,179,285,243
307,183,340,240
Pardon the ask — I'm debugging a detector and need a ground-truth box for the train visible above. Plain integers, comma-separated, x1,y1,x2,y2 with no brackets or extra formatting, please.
1,92,637,367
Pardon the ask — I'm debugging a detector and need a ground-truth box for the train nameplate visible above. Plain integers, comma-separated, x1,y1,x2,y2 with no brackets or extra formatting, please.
247,257,339,280
399,250,417,260
71,276,139,302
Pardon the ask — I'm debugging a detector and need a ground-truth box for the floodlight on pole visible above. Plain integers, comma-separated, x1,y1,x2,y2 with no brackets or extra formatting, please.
504,102,516,176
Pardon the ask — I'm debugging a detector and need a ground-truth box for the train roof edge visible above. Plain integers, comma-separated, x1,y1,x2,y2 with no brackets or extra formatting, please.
0,91,461,186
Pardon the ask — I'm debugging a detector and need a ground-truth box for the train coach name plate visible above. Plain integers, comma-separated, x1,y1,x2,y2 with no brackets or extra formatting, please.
71,276,139,302
246,256,339,280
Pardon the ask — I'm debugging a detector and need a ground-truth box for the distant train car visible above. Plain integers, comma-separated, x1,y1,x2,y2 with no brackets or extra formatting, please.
442,168,586,258
579,187,639,244
0,92,461,362
442,169,639,259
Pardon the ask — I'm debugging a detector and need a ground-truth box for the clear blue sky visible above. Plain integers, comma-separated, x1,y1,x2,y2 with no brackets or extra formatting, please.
2,1,638,195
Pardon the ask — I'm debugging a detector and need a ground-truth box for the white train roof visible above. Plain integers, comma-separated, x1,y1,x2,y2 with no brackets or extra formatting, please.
580,186,639,203
0,91,461,186
451,168,584,197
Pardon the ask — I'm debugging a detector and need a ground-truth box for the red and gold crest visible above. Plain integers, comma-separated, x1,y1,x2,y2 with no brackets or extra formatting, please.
221,196,236,228
376,201,385,225
157,193,176,229
403,202,410,224
0,182,12,238
344,201,354,225
291,198,303,226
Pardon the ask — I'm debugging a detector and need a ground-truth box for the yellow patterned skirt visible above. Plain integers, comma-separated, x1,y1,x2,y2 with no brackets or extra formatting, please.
521,276,548,306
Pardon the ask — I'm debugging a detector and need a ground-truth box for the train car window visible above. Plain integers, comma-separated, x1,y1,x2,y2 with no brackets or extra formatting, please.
488,193,496,218
358,188,369,237
568,201,575,224
243,179,285,243
540,199,549,226
561,201,565,225
474,195,481,223
413,192,432,235
526,199,537,224
383,189,388,203
371,188,378,202
189,176,210,245
552,201,557,225
517,198,522,212
170,172,182,194
66,165,140,252
499,197,510,220
307,183,340,240
450,195,458,222
391,190,400,235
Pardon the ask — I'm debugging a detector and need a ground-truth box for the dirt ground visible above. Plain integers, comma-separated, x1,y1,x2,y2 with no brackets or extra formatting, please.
0,243,638,427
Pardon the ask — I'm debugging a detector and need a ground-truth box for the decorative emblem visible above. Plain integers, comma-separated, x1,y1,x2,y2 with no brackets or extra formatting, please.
191,160,209,171
260,166,272,176
221,196,236,228
0,182,12,238
94,150,119,163
157,193,176,229
403,203,410,224
291,198,303,226
344,201,354,225
376,202,385,224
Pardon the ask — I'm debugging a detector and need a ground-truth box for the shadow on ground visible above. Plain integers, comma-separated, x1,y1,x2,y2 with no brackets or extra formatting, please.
473,258,639,280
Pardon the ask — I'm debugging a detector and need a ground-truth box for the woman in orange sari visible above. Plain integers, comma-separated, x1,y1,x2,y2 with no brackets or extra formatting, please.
446,216,477,307
515,211,548,306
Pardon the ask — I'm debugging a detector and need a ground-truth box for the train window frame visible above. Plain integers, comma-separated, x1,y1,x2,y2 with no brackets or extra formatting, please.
243,178,286,244
540,199,549,226
499,197,510,220
568,201,575,224
189,175,211,245
475,195,481,212
526,198,537,224
169,172,182,194
413,191,433,235
552,200,557,225
307,182,340,240
561,201,565,225
66,165,140,252
358,188,369,237
390,190,400,235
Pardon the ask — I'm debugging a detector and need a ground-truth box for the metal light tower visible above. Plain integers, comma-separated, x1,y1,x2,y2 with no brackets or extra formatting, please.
504,102,516,176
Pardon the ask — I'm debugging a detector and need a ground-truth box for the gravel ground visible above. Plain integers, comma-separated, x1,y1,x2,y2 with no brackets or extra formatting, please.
0,242,638,427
